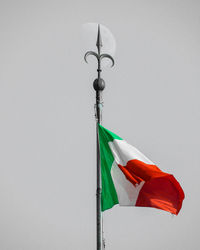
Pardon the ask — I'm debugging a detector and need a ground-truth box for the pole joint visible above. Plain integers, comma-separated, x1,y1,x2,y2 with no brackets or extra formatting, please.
96,187,102,195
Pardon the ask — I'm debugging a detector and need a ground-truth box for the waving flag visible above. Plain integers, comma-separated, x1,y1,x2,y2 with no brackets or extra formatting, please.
99,124,184,215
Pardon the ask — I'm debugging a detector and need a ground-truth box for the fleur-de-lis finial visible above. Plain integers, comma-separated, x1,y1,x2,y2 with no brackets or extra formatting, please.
84,24,115,71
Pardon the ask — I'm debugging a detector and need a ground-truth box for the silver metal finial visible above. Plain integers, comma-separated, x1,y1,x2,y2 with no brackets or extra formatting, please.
84,24,115,68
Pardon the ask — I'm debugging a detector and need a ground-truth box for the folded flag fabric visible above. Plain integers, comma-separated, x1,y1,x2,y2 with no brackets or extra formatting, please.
98,124,185,215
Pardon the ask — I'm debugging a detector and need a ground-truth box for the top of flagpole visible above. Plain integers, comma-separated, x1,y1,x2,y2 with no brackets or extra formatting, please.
84,24,115,91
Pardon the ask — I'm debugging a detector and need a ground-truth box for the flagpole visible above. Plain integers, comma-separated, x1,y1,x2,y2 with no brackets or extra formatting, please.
84,24,114,250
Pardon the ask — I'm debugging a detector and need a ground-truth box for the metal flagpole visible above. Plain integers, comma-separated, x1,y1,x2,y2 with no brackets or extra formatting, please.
84,24,114,250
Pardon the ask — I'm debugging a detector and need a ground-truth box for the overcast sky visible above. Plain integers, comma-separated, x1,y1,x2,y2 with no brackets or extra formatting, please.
0,0,200,249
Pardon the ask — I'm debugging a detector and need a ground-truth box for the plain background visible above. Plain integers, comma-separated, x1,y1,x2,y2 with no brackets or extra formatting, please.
0,0,200,249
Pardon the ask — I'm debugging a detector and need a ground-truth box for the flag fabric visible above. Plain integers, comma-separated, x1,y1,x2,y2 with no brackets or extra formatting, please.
98,124,185,215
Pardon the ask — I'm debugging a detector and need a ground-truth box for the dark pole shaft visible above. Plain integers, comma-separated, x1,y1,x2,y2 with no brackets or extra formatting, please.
96,89,102,250
95,67,105,250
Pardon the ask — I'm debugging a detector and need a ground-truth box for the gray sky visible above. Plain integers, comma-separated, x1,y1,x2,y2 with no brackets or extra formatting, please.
0,0,200,249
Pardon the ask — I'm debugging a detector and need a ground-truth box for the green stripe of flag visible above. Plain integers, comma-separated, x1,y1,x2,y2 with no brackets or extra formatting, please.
98,124,122,211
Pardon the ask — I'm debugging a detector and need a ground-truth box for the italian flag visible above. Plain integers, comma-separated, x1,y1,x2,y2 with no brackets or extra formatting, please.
99,124,185,215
